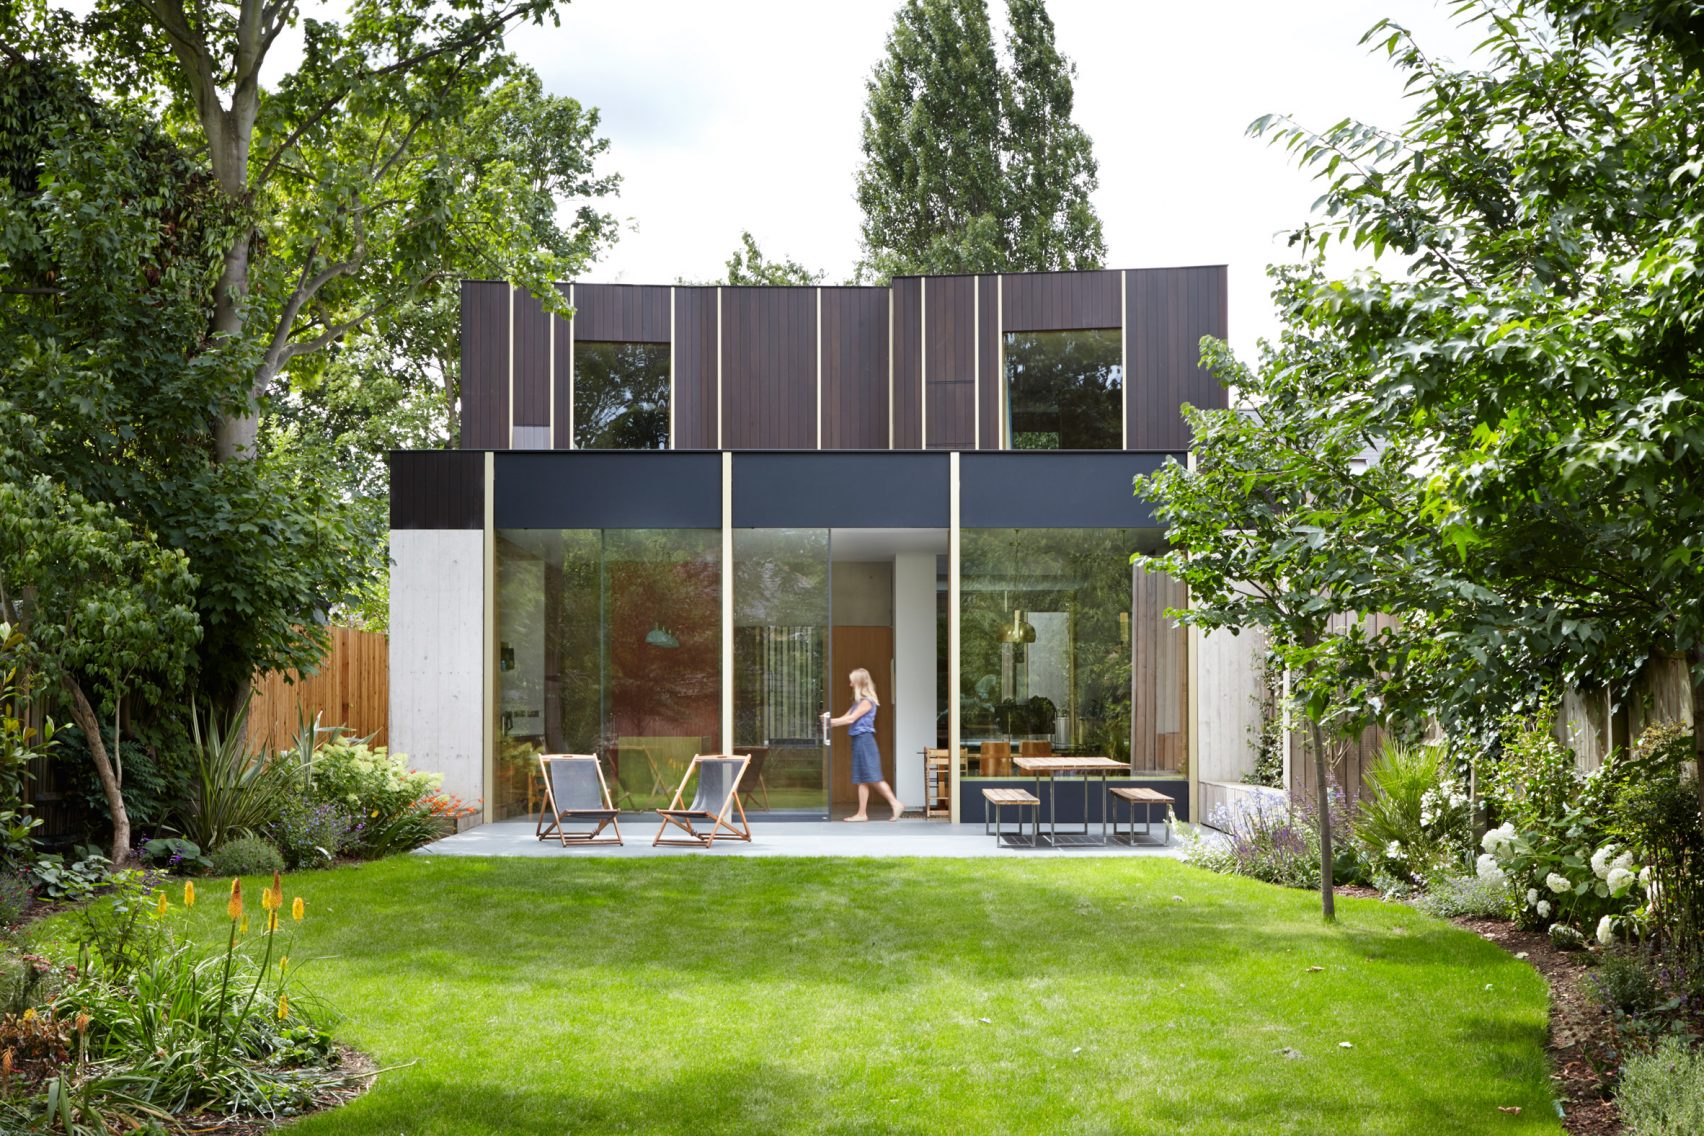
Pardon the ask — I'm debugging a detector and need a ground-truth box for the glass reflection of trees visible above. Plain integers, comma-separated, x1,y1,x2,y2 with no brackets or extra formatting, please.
1003,329,1123,450
574,342,670,449
495,528,719,818
959,528,1144,764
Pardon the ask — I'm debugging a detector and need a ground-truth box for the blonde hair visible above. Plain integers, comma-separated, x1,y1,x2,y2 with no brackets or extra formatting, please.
849,668,879,704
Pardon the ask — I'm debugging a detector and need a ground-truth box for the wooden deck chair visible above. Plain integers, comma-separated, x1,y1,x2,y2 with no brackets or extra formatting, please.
535,754,623,846
653,754,752,848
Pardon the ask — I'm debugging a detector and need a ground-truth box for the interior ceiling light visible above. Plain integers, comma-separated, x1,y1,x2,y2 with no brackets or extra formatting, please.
645,626,680,649
997,609,1036,644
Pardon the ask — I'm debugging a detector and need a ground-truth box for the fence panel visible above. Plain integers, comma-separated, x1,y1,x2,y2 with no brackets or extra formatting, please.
250,627,389,752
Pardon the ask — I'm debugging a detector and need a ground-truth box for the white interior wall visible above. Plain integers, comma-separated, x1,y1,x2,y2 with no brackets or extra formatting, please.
389,529,486,811
892,552,937,807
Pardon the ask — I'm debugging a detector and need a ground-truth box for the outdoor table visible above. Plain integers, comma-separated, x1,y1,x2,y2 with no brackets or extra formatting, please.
1011,756,1131,847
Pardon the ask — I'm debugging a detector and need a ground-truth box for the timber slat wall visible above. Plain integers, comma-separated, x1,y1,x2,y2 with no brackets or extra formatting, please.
721,287,817,449
924,275,976,450
821,287,890,449
457,266,1228,452
673,287,718,449
249,626,389,752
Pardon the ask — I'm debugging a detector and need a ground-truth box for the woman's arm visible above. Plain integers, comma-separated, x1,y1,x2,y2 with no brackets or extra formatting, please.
825,698,873,728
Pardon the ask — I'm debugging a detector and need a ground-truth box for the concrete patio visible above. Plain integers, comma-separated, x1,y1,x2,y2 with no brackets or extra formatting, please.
419,815,1217,858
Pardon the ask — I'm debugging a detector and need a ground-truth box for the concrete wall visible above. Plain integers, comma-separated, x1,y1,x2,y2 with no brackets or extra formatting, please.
893,552,937,807
389,529,486,809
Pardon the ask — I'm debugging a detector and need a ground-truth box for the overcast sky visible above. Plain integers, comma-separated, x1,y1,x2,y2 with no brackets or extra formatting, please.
508,1,1483,360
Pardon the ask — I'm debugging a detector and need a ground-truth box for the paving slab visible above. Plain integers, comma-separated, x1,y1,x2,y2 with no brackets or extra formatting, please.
418,816,1218,859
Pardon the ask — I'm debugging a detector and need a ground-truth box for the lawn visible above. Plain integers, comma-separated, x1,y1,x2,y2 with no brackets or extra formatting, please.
173,856,1558,1135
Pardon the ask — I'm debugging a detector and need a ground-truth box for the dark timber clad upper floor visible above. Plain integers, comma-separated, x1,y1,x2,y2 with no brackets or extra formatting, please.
459,266,1228,452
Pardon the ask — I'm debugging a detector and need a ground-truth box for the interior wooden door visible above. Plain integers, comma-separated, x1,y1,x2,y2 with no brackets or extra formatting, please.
829,626,895,807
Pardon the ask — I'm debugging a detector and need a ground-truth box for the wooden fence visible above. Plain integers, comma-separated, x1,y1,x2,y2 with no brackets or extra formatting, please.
249,626,389,752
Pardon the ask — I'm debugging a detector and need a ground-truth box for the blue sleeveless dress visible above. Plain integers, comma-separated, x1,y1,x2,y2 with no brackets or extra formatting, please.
848,701,882,783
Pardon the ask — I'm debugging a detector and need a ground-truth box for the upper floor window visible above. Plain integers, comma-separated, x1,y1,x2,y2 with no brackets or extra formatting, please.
575,342,670,449
1003,329,1122,450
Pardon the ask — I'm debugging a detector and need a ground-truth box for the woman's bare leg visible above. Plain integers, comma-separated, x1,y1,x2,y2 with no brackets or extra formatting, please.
873,780,904,819
844,783,871,821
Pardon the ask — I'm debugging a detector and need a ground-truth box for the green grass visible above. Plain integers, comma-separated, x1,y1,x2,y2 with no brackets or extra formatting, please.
152,858,1561,1134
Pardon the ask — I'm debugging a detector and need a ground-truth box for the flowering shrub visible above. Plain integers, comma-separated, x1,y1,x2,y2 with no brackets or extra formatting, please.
1187,783,1350,890
0,870,345,1132
1480,717,1648,943
305,742,473,859
268,797,359,870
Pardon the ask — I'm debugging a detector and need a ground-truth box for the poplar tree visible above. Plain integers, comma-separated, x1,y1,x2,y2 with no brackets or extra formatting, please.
855,0,1105,280
1002,0,1104,271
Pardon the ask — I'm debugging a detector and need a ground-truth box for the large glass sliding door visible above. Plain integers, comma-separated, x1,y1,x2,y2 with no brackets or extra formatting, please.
494,527,721,820
733,529,831,818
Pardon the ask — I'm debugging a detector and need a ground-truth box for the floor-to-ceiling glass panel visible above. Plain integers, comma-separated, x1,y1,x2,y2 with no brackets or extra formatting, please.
959,529,1180,778
733,529,830,817
495,527,720,819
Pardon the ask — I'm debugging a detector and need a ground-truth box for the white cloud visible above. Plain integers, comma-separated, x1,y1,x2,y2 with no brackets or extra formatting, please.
513,0,1483,359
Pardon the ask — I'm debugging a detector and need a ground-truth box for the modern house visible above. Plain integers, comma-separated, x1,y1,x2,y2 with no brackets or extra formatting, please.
388,266,1257,828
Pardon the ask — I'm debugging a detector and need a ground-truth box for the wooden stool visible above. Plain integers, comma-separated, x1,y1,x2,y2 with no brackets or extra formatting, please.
982,787,1040,847
1110,787,1173,845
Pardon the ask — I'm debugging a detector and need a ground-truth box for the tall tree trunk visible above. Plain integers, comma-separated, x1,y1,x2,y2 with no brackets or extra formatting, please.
1308,714,1336,922
65,678,130,864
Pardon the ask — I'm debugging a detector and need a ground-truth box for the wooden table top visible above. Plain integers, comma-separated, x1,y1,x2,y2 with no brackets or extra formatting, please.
1012,756,1131,774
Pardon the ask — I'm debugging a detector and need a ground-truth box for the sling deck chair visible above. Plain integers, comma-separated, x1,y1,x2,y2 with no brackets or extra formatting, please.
653,754,752,848
535,754,623,846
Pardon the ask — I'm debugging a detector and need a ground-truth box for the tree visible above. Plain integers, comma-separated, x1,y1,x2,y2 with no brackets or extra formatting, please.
0,52,370,715
0,408,200,862
3,4,616,702
1002,0,1103,271
723,231,825,286
1133,319,1445,920
855,0,1104,279
1251,0,1704,820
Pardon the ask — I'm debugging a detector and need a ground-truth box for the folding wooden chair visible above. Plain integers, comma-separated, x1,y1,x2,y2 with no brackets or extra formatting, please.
535,754,623,846
653,754,752,848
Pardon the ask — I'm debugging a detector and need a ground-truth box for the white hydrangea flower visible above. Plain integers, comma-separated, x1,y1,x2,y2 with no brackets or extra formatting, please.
1606,867,1635,897
1611,850,1634,873
1536,899,1551,918
1475,854,1506,884
1596,915,1615,946
1526,888,1539,907
1546,872,1572,894
1591,845,1616,880
1481,822,1516,856
1639,866,1653,890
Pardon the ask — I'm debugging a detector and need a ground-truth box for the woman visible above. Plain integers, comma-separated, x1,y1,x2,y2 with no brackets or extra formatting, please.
822,667,904,822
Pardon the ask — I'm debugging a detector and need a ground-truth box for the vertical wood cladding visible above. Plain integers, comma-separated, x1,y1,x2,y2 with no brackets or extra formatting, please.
720,287,817,450
551,284,573,448
460,281,509,449
820,287,890,449
923,274,976,450
978,275,1000,450
457,266,1226,451
891,276,922,449
1125,266,1228,450
390,450,485,528
570,283,671,342
511,288,551,428
1002,269,1122,331
673,287,719,449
